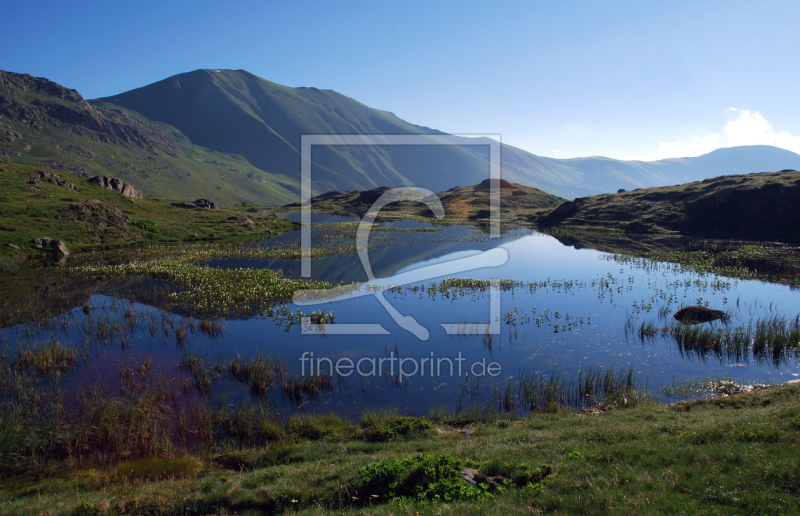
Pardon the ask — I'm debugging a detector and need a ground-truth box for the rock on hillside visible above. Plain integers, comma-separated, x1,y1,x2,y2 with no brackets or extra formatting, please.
172,199,219,210
27,170,79,193
90,175,142,198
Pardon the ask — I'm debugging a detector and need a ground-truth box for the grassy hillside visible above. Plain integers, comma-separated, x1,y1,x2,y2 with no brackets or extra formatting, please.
286,178,564,222
0,162,294,265
0,70,298,206
537,170,800,242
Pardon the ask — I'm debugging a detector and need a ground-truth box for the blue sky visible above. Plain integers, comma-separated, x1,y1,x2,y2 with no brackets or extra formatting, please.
2,0,798,160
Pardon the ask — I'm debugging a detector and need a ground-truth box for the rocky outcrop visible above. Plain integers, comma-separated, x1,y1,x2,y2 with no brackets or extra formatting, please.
460,467,511,492
27,170,80,192
673,306,729,324
173,199,219,210
551,200,577,217
61,200,130,227
90,175,142,198
475,178,514,190
314,190,346,200
354,187,392,206
0,71,158,149
35,237,69,261
227,215,254,227
54,200,140,243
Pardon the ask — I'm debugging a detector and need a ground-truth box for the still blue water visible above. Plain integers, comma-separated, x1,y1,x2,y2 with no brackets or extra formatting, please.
4,219,799,416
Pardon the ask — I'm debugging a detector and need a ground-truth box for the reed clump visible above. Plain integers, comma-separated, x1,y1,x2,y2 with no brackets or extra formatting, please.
221,354,287,396
69,357,210,467
282,374,334,405
457,366,642,415
636,313,800,363
14,340,80,376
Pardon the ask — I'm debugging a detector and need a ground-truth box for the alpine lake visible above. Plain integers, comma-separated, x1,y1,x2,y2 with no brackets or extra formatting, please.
4,213,800,424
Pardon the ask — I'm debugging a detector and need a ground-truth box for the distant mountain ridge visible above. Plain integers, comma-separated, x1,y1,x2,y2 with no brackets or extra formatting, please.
2,68,800,205
548,146,800,194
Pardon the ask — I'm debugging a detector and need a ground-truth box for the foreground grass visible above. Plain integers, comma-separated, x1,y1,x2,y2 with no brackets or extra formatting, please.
1,382,799,515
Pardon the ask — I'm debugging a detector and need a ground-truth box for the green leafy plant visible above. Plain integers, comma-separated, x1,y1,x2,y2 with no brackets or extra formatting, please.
132,219,159,233
357,453,490,504
361,415,434,442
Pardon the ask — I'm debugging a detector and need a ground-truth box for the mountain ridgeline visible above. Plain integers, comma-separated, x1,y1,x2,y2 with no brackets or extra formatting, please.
96,69,493,194
3,68,800,205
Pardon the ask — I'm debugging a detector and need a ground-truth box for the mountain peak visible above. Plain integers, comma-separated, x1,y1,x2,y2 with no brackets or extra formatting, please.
95,69,453,191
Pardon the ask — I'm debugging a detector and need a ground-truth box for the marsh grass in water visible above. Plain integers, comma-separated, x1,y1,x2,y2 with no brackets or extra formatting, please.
282,374,335,405
753,315,800,359
456,366,642,416
0,333,647,479
222,354,286,396
635,313,800,364
12,340,82,376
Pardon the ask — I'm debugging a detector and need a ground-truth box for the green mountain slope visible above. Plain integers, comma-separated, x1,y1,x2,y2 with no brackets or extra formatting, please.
0,70,297,205
97,69,494,194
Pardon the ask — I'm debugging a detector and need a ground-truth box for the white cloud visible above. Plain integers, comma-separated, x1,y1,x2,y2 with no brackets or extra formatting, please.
723,109,800,152
653,109,800,160
656,133,721,160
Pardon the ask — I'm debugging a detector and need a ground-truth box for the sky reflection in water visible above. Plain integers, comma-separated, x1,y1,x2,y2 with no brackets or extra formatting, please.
5,219,800,416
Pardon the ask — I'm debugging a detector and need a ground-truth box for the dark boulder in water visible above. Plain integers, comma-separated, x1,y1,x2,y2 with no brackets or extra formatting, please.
673,305,728,324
